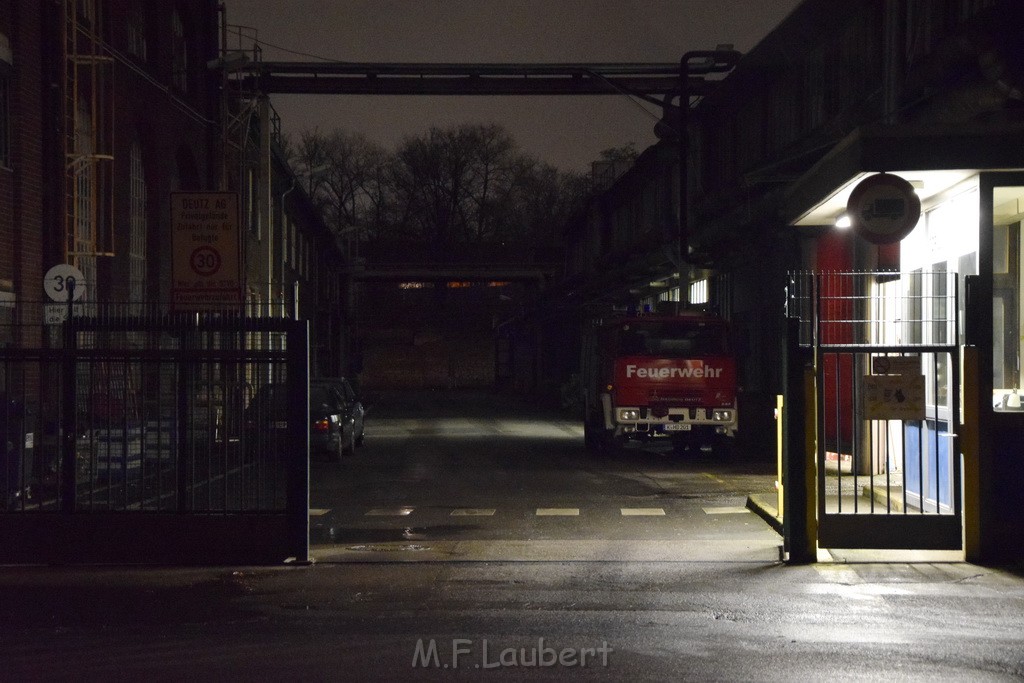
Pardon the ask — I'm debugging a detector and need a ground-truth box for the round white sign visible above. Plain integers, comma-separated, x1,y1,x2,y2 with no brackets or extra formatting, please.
847,173,922,245
43,264,86,302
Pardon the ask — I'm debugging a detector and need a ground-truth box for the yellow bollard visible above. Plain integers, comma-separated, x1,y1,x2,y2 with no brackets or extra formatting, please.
961,346,980,561
775,394,785,518
803,365,819,559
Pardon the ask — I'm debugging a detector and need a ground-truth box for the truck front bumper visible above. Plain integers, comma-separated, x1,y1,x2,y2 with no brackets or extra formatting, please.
612,406,737,439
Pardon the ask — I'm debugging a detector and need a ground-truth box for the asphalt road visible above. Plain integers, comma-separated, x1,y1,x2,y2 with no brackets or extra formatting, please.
0,389,1022,681
309,389,781,560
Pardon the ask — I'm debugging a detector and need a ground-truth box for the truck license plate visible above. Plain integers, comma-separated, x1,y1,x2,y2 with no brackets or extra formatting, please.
663,423,691,432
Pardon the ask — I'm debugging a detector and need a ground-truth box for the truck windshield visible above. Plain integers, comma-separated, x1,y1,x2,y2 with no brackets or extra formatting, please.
618,321,729,358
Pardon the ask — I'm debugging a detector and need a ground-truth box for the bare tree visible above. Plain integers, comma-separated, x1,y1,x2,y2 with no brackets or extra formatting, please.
288,122,591,263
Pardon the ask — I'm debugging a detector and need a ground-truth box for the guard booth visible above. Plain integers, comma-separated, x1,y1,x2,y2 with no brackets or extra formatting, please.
0,304,310,565
780,124,1024,563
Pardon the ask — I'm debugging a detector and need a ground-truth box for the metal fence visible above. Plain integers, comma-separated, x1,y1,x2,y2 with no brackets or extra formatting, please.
0,300,309,564
785,271,962,550
787,270,958,348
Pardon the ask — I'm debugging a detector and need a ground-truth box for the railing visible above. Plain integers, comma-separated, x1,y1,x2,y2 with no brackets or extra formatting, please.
786,270,959,348
0,301,309,564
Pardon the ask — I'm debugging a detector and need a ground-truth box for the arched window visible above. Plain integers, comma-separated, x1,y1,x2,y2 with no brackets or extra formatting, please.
129,139,148,304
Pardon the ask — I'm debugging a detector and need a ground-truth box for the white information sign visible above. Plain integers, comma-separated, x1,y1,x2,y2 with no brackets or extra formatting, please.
43,302,84,325
862,374,926,420
44,303,68,325
170,192,241,310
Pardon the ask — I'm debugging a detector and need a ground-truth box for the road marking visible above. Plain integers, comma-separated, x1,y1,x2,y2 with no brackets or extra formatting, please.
702,506,751,515
702,472,727,484
365,507,415,516
309,508,331,516
620,508,666,516
536,508,579,516
451,508,496,516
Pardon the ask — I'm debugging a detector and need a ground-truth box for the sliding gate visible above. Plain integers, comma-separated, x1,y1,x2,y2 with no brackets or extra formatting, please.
0,307,309,564
789,271,963,550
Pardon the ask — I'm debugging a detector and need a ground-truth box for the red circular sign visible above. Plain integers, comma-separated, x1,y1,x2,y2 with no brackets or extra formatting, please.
846,173,922,245
189,246,222,276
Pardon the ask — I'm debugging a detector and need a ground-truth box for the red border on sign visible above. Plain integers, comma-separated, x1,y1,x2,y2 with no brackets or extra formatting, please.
847,173,922,245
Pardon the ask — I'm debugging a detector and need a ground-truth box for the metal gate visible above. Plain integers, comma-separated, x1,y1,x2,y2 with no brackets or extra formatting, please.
0,304,309,564
788,271,962,550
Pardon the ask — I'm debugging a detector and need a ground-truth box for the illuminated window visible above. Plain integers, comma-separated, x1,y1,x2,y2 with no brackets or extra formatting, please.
659,287,681,303
992,185,1024,410
689,279,708,305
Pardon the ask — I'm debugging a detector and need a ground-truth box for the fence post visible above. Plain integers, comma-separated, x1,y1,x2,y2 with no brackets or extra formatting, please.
286,320,310,563
783,316,816,563
59,286,79,514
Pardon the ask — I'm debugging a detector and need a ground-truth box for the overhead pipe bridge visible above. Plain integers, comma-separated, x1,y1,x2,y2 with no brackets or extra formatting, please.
223,51,741,293
243,62,711,101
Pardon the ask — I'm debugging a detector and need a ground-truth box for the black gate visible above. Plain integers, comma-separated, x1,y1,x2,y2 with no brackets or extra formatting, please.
0,304,309,564
787,272,963,550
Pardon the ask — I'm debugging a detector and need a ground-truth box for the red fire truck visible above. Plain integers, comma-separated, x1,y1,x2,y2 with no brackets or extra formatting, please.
581,310,738,454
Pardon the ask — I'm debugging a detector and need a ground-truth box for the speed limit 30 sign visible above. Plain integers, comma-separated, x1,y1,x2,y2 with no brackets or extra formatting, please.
171,192,241,310
189,245,222,276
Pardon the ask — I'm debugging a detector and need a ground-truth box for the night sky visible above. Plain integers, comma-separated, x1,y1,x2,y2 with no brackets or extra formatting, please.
225,0,801,171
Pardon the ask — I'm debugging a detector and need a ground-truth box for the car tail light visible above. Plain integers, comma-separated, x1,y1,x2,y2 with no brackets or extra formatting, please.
312,418,330,432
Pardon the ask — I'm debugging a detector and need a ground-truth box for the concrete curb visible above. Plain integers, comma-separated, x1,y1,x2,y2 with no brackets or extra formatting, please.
746,493,783,535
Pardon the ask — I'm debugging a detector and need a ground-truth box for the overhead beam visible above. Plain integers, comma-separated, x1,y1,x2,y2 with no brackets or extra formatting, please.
241,62,712,98
253,75,702,97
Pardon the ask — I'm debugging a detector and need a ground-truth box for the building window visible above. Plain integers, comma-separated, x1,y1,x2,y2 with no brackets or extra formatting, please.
290,220,299,266
0,72,9,168
127,4,147,61
171,9,188,92
74,101,97,299
129,140,147,303
689,279,708,305
805,45,825,131
78,0,97,24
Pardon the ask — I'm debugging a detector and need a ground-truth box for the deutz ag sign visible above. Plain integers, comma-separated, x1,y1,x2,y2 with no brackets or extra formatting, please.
171,192,242,310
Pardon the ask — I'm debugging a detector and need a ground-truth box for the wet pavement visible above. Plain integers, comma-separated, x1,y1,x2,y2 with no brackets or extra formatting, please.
1,557,1022,680
1,389,1022,680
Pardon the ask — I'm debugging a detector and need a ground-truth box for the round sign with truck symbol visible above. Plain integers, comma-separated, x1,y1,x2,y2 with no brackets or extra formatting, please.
846,173,921,245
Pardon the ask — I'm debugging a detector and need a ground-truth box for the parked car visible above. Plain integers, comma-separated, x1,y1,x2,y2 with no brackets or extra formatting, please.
311,377,365,449
244,382,354,461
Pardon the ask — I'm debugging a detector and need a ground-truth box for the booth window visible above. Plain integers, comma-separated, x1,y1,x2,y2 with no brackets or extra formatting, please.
992,185,1024,410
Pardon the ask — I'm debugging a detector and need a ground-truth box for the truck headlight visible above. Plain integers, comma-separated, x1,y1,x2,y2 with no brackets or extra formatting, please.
713,409,734,422
618,409,640,421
